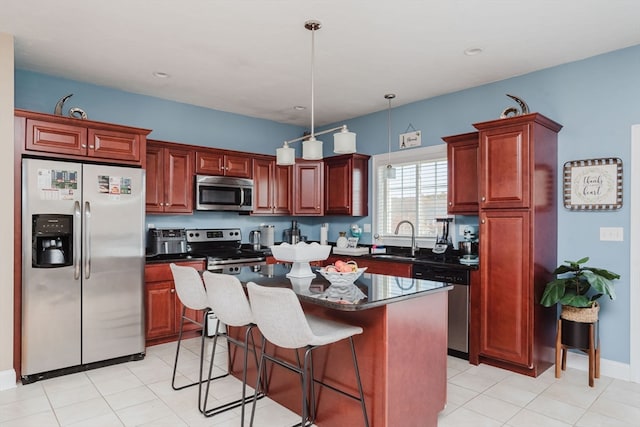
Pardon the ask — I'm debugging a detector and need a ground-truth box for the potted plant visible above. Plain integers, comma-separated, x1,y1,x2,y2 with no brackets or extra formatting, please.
541,257,620,385
540,256,620,323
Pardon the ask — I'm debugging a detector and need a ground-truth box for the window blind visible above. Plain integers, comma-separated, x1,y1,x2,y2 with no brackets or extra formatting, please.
375,157,448,239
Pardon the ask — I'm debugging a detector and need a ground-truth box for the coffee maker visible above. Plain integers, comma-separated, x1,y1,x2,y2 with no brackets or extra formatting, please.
32,214,73,268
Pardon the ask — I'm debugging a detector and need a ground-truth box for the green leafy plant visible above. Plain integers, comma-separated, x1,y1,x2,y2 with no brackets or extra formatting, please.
540,257,620,308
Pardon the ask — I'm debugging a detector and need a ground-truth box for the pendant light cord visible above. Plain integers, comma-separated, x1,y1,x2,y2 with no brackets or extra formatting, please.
385,94,396,164
309,22,317,139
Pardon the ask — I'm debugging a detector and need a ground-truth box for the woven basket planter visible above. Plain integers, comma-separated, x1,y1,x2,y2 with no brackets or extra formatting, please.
560,302,599,323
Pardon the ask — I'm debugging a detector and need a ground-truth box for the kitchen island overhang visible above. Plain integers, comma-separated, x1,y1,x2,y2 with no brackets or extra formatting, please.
220,263,451,427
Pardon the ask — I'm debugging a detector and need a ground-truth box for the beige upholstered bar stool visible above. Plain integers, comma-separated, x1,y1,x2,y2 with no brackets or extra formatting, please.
201,272,264,425
168,263,217,413
247,282,369,427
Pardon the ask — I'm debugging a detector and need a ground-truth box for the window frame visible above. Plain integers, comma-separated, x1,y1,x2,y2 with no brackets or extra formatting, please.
371,143,449,248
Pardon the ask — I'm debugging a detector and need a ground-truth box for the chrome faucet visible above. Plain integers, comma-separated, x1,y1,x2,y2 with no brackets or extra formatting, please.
394,220,417,257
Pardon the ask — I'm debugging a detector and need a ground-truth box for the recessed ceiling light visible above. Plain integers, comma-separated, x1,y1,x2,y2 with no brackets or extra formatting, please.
152,71,170,78
293,105,306,111
464,48,483,56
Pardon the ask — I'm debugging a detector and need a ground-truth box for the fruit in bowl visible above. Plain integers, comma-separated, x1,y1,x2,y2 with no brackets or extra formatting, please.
324,259,359,273
318,260,367,286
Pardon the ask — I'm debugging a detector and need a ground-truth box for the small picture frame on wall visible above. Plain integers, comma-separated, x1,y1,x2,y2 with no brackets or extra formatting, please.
563,157,623,210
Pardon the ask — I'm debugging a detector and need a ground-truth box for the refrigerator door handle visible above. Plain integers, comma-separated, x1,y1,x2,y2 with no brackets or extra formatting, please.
74,201,81,280
84,201,91,279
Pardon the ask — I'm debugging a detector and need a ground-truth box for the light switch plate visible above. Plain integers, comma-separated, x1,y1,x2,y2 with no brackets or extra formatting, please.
600,227,623,241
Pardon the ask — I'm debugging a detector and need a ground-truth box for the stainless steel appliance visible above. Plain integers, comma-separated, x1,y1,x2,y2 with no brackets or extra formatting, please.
147,228,188,256
186,228,266,273
195,175,253,212
413,257,470,358
259,224,275,247
21,158,145,383
249,229,261,250
283,220,301,244
433,218,454,254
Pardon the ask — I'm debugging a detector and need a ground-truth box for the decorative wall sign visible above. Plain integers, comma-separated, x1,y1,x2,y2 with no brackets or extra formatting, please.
563,158,623,210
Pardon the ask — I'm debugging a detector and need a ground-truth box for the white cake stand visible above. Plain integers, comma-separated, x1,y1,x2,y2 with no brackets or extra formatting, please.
270,242,332,278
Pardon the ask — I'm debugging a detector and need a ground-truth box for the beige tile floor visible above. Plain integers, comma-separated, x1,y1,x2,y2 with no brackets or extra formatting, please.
1,336,639,426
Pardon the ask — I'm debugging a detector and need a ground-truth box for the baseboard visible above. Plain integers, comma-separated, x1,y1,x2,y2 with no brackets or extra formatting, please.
565,351,632,382
0,368,17,391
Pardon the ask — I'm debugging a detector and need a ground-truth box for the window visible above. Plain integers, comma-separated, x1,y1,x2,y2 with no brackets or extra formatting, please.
372,144,448,246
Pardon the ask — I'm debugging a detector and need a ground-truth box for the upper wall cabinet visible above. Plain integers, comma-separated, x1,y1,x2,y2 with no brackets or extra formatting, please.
474,114,562,210
293,160,324,216
443,131,479,215
195,148,252,178
324,153,370,216
146,140,194,214
252,157,292,215
15,109,150,166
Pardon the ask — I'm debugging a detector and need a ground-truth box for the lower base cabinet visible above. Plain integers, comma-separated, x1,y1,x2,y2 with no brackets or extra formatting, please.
144,260,206,346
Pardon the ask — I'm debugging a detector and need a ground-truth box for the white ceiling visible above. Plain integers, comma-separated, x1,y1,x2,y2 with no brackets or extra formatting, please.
2,1,640,127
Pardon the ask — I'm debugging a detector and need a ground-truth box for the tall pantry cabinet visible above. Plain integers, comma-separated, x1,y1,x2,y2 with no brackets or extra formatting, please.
472,113,562,377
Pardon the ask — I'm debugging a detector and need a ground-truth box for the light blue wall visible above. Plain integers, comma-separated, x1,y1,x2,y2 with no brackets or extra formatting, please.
15,43,640,364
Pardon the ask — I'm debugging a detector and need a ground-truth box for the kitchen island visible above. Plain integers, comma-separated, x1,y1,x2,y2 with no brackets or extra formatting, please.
228,264,451,427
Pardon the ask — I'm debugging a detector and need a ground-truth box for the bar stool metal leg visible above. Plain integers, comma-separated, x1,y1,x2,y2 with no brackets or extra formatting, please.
171,306,211,394
201,321,265,425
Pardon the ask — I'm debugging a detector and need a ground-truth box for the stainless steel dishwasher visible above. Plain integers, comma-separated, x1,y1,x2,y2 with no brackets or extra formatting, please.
413,262,470,359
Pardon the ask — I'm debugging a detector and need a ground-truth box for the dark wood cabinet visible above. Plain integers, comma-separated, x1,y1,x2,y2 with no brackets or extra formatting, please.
444,131,479,214
195,149,252,178
472,113,562,377
324,153,370,216
478,122,530,209
145,140,194,214
478,210,531,366
144,260,206,345
16,109,149,165
252,157,292,215
293,160,324,215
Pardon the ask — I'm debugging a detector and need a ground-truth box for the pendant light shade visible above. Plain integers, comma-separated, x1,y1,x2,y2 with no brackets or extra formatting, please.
275,19,356,165
333,127,357,154
303,137,323,160
276,143,295,165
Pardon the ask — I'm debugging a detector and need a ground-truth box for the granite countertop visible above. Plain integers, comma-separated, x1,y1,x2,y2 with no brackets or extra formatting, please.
145,253,207,264
234,263,451,311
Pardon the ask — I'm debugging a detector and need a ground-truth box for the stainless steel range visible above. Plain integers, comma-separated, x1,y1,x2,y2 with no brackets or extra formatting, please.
186,228,266,273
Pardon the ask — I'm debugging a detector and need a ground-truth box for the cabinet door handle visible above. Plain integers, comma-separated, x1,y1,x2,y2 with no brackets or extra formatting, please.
481,196,486,202
171,289,175,293
89,145,95,149
448,201,452,206
81,144,87,148
481,219,486,224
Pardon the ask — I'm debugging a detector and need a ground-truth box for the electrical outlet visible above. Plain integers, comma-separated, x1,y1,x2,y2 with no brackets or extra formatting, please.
363,223,371,233
600,227,623,241
147,223,154,229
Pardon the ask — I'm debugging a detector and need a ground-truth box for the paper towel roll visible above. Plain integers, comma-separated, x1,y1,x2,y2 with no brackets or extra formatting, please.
320,223,328,245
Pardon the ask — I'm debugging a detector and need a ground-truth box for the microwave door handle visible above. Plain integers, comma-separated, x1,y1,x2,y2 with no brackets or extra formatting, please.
74,201,81,280
239,188,244,207
84,201,91,279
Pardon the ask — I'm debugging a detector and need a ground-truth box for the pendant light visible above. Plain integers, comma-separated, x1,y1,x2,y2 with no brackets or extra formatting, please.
385,93,396,179
276,20,357,165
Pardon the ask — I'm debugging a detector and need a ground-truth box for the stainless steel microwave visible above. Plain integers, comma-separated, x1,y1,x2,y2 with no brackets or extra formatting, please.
195,175,253,211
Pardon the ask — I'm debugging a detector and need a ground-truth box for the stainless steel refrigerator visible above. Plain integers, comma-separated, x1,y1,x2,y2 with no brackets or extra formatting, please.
22,158,145,381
